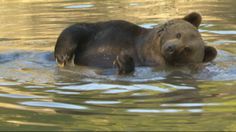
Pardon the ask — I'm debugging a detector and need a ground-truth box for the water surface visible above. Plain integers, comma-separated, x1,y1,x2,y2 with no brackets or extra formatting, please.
0,0,236,131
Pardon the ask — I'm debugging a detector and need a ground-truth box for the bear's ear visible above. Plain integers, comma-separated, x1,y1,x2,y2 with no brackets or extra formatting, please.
183,12,202,28
203,46,217,62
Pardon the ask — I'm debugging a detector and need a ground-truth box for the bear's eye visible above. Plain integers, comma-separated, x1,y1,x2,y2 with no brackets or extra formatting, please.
184,46,192,53
176,33,181,39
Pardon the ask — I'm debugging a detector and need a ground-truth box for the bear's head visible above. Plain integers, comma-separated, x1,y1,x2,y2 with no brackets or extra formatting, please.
159,12,217,66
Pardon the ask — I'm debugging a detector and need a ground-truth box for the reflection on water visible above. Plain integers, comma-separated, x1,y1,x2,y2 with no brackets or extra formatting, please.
127,108,203,113
20,101,88,110
0,0,236,131
65,4,95,9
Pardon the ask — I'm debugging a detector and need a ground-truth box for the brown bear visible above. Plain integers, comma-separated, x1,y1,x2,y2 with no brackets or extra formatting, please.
54,12,217,74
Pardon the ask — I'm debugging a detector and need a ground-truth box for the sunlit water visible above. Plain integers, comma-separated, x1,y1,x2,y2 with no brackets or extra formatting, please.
0,0,236,131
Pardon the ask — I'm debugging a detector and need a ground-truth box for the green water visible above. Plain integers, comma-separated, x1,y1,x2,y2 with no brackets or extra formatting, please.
0,0,236,131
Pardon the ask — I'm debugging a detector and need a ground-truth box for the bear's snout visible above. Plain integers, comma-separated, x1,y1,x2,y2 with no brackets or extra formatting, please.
164,44,176,55
161,39,190,65
162,39,181,57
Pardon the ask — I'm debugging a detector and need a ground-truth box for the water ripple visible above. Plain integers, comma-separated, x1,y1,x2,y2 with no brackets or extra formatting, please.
162,84,195,90
200,29,236,35
85,100,120,105
0,93,45,99
60,83,170,93
140,23,158,28
64,4,94,9
25,85,47,89
46,90,80,95
161,103,221,107
0,82,21,86
127,109,203,113
20,101,87,110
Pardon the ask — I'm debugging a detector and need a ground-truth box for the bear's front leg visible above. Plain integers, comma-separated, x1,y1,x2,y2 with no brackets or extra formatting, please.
113,52,135,75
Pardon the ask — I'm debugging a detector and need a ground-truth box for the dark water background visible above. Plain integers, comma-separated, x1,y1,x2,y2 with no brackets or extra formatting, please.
0,0,236,131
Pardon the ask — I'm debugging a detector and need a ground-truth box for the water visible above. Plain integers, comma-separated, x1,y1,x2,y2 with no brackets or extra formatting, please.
0,0,236,131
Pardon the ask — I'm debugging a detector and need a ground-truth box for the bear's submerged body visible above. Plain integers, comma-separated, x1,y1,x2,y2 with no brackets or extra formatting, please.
54,12,217,74
72,20,145,68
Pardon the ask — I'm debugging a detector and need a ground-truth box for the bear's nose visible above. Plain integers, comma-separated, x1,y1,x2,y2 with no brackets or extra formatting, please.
165,45,176,55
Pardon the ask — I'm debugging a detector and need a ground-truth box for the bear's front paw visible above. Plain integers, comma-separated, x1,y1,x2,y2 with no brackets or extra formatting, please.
113,53,135,75
55,53,75,67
